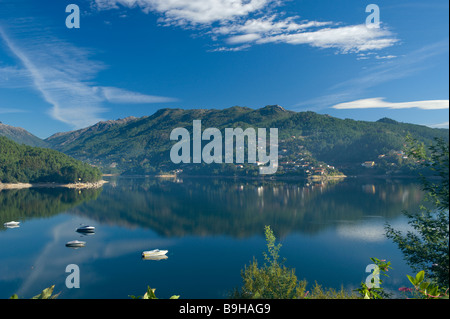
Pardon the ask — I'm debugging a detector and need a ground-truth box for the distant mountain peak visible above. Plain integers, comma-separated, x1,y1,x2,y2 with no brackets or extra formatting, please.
45,116,143,146
377,117,399,124
0,122,47,148
97,116,139,126
248,104,290,118
263,104,287,112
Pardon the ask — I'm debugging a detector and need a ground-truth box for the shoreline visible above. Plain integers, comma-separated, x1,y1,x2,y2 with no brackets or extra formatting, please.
0,180,108,190
104,173,348,181
101,173,436,183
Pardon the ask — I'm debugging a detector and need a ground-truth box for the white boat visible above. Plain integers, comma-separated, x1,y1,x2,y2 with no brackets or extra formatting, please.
142,255,168,261
142,249,168,258
3,221,20,227
65,240,86,248
76,225,95,233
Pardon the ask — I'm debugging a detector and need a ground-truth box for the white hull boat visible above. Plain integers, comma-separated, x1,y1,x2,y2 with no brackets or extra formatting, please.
4,221,20,228
142,255,168,261
142,249,168,258
76,225,95,233
66,240,86,248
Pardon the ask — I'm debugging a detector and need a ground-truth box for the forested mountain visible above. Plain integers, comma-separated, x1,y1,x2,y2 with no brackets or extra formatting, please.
0,121,48,148
46,116,138,147
0,136,102,184
44,105,449,176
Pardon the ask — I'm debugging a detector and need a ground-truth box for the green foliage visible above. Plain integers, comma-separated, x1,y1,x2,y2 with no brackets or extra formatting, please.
10,285,59,299
0,136,103,184
303,282,359,299
129,286,180,299
385,137,449,289
10,284,179,299
31,285,59,299
356,258,392,299
262,225,282,268
232,226,304,299
233,256,305,299
406,136,449,210
357,258,448,299
405,270,449,299
231,225,357,299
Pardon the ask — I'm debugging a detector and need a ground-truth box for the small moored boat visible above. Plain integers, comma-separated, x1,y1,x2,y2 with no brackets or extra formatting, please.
142,255,168,261
76,225,95,233
65,240,86,248
142,249,168,258
3,221,20,227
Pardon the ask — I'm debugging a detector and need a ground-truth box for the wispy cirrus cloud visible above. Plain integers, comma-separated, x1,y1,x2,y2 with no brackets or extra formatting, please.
0,22,177,129
96,87,177,104
332,97,449,110
241,23,397,53
0,65,33,88
0,107,27,114
294,39,449,111
91,0,398,54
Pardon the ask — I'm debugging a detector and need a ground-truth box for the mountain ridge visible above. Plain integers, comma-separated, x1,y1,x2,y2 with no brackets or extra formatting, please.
45,116,140,146
41,105,448,176
0,121,48,148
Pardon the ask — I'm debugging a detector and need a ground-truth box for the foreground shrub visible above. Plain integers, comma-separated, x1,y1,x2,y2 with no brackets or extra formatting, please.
231,225,357,299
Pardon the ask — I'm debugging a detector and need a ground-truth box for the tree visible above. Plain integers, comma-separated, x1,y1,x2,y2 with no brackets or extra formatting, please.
0,136,102,184
231,225,305,299
231,225,358,299
385,137,449,289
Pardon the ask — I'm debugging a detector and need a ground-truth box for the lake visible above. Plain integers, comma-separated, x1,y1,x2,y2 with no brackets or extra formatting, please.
0,176,425,299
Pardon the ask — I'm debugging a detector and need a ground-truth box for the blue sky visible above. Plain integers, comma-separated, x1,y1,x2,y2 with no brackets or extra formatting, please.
0,0,448,138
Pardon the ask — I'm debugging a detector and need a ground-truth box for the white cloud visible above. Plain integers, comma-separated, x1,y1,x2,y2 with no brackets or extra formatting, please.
92,0,398,54
332,97,449,110
213,15,333,36
253,24,397,53
294,40,449,111
208,44,251,52
0,66,32,88
375,54,397,60
0,24,176,129
93,0,272,25
428,121,449,129
0,107,26,114
227,33,261,44
96,87,177,104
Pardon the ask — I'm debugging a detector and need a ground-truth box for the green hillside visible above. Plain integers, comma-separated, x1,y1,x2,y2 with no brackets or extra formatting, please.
0,136,102,184
44,105,449,177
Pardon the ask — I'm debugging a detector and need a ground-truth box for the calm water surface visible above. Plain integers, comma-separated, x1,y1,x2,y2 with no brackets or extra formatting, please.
0,177,425,299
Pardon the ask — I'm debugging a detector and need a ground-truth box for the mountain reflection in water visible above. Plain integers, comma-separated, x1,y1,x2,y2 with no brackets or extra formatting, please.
0,177,425,299
70,177,425,238
1,177,425,238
